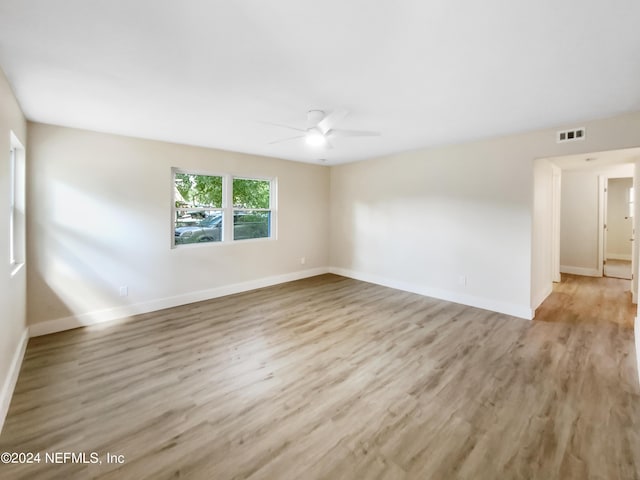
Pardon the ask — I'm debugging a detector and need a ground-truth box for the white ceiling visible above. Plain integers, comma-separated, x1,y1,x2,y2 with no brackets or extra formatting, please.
0,1,639,165
549,147,640,172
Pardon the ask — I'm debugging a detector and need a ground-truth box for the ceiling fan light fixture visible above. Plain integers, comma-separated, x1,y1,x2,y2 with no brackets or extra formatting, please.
305,130,327,147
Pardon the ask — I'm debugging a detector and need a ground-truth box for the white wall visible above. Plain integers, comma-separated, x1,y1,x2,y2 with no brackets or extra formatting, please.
560,171,601,274
331,112,640,319
18,109,640,329
27,123,330,332
0,69,28,432
532,158,557,310
607,177,633,260
560,164,634,276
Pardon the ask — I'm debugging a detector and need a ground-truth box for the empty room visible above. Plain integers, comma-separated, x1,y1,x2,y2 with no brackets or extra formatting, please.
1,1,639,479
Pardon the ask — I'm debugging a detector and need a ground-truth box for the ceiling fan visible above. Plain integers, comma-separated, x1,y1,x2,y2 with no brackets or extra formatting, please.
267,109,380,149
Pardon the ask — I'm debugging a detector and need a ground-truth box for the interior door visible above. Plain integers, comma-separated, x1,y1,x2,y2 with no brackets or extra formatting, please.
603,177,634,280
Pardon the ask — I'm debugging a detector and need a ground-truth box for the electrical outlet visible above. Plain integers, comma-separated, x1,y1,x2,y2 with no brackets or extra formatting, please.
119,286,128,297
458,275,467,287
300,257,306,265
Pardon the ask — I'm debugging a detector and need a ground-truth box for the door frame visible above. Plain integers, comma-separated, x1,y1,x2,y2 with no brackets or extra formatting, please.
551,166,561,282
598,175,607,277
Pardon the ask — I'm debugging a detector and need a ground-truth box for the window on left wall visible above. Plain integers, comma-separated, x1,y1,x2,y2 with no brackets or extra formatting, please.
9,131,25,274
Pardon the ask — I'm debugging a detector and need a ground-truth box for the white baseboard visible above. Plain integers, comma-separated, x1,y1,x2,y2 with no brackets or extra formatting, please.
29,267,329,337
329,267,533,320
560,265,601,277
0,328,28,435
531,284,553,313
606,253,632,261
635,317,640,388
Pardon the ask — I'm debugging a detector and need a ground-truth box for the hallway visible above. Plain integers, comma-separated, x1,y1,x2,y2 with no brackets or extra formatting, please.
535,274,636,328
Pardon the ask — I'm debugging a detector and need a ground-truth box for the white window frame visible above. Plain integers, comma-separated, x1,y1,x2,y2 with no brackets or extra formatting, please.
9,144,15,265
172,168,225,248
171,169,277,248
9,131,25,275
231,175,276,242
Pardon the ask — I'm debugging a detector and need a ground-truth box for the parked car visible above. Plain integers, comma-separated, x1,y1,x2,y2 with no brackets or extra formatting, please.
174,212,270,244
174,214,222,244
233,212,270,240
174,210,209,227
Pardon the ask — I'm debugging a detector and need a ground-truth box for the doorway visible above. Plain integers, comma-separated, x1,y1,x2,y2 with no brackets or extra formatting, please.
532,147,640,323
604,177,633,280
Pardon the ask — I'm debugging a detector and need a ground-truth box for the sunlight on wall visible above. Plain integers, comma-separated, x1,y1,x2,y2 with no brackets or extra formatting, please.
351,195,526,298
39,180,145,323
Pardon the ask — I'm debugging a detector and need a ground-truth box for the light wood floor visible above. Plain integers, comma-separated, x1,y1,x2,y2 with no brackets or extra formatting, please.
535,273,636,328
1,274,639,479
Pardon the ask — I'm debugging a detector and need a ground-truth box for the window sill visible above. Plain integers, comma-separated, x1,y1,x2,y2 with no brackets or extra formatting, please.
10,262,25,278
172,236,277,249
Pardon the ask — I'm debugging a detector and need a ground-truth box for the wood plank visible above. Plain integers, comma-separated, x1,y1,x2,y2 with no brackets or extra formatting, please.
0,274,638,479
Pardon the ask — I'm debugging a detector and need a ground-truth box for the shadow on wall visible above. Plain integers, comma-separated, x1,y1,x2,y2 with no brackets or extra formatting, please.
28,180,151,326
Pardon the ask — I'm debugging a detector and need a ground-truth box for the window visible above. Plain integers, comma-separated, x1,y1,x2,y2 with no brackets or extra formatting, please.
172,170,275,247
9,144,15,263
9,131,25,272
174,172,224,245
232,178,272,241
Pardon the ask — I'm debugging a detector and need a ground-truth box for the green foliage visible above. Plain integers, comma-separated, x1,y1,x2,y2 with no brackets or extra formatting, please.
174,174,270,209
175,173,223,208
233,178,270,209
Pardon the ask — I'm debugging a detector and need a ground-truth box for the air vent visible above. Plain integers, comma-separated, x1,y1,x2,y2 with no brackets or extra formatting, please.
557,127,585,143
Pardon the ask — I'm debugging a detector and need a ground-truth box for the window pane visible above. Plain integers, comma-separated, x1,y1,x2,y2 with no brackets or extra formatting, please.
9,148,15,264
233,178,270,209
175,211,223,244
233,210,270,240
175,173,223,208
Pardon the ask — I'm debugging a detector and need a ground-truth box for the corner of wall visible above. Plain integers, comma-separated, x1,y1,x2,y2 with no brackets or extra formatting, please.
28,267,330,337
531,283,553,315
0,328,28,435
329,266,534,321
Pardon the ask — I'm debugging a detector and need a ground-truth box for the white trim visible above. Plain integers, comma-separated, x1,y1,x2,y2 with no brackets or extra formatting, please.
551,166,562,283
598,175,606,277
9,262,24,278
329,267,533,320
635,316,640,388
9,144,15,265
531,284,553,313
606,253,633,261
0,328,28,435
560,265,602,277
633,162,639,304
9,131,25,268
28,268,329,337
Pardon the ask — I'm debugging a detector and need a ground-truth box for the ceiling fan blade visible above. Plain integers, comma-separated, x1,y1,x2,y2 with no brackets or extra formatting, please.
307,110,325,129
260,121,307,133
317,109,349,135
268,135,305,145
328,129,380,138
